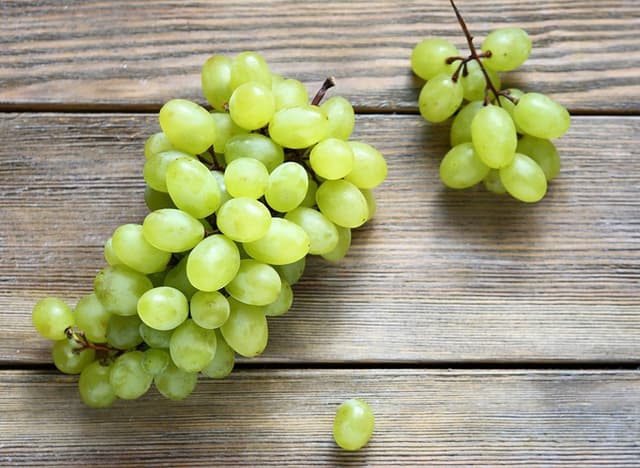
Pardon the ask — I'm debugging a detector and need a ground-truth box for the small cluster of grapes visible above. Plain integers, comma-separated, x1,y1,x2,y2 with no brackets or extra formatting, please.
412,0,571,203
31,51,387,407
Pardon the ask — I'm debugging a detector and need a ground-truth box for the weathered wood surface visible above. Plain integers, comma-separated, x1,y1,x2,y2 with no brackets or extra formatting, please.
2,113,638,364
1,0,638,112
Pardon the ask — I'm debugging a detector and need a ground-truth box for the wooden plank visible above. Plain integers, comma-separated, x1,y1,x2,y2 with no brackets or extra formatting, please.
0,0,638,112
1,113,638,364
0,369,638,466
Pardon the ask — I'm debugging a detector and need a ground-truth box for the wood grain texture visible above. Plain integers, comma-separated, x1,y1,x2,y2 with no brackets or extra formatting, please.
1,369,638,466
1,0,638,112
1,113,638,364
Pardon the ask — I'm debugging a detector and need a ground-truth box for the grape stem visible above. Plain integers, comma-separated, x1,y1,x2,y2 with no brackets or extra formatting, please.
311,76,336,105
64,327,121,354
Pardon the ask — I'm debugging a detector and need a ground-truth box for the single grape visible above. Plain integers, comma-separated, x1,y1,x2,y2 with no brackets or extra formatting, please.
154,362,198,400
229,81,276,130
321,226,352,262
483,169,507,194
142,348,170,376
220,297,268,358
513,92,571,139
78,361,117,408
111,223,171,274
361,188,377,221
158,99,217,155
216,197,272,243
137,286,189,331
274,257,306,285
320,96,355,140
93,265,152,316
418,73,464,123
333,398,375,451
139,323,173,349
516,135,561,181
52,339,95,374
224,157,269,199
499,153,548,202
264,162,309,212
103,236,122,266
201,329,235,379
309,138,354,180
460,59,501,102
495,88,525,133
144,185,176,212
210,112,248,154
316,179,369,229
263,280,293,317
243,218,310,265
471,105,517,168
449,100,484,147
186,234,241,291
32,297,74,341
109,351,153,400
344,141,388,189
163,255,198,300
439,143,490,189
273,78,309,110
143,150,194,193
170,319,218,373
224,133,284,172
190,290,230,329
166,156,221,218
144,132,173,160
299,174,319,208
411,38,459,80
142,208,204,253
284,207,339,255
201,54,233,111
74,293,111,343
482,27,532,72
268,105,328,149
106,314,143,349
225,259,282,306
229,51,272,90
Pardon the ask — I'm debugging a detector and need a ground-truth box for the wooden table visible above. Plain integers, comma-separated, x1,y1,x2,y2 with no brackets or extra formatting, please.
1,0,639,465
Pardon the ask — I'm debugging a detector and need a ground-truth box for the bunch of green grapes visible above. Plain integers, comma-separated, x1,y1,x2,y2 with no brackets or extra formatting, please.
32,51,387,407
411,0,571,203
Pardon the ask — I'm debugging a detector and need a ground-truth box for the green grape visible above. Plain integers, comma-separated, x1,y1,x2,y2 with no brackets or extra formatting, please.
439,143,490,189
144,132,173,160
483,169,507,194
321,226,352,262
263,280,293,317
285,207,339,255
94,265,153,316
516,135,560,181
265,162,309,212
495,88,525,133
103,236,122,266
142,208,204,253
144,185,176,211
229,51,272,90
268,105,328,149
201,54,233,111
229,81,276,130
274,257,306,285
166,157,221,218
243,218,310,265
139,323,173,348
163,255,198,300
345,141,388,189
137,286,189,331
211,170,232,211
111,223,171,274
32,297,74,341
225,259,282,306
210,112,248,153
471,105,517,168
220,297,268,358
201,329,235,379
450,100,483,147
186,234,240,291
52,339,95,374
310,138,354,180
158,99,217,155
273,78,309,110
224,133,284,172
169,319,217,373
482,27,532,72
320,96,355,140
148,270,168,288
460,59,501,101
106,314,143,349
216,197,272,243
513,92,571,139
316,179,369,228
333,398,375,451
299,175,318,208
143,150,194,193
78,361,117,408
418,73,464,123
74,293,111,343
499,153,547,202
154,362,198,400
109,351,153,400
224,157,269,199
190,290,230,329
142,348,170,376
361,188,377,221
411,38,459,80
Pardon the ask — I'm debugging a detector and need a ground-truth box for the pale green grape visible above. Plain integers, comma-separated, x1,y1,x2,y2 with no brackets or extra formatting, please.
170,319,217,373
201,329,235,379
482,28,532,72
210,112,248,153
225,259,282,306
418,73,464,123
148,270,168,288
111,223,171,274
94,265,152,316
321,226,352,262
471,105,517,168
345,141,388,189
144,185,176,211
74,293,111,343
190,290,230,329
224,157,269,199
216,197,272,243
517,135,560,180
106,314,143,349
220,297,268,358
166,157,221,218
411,38,459,80
158,99,217,155
513,92,571,139
139,323,173,349
142,348,170,376
361,188,377,221
495,88,525,133
333,398,375,451
450,100,484,147
268,105,328,149
144,132,173,160
186,234,240,291
143,150,194,193
201,54,233,111
320,96,355,140
163,255,198,300
285,207,339,255
483,169,507,194
52,339,95,374
439,143,490,189
109,351,153,400
310,138,354,180
243,218,310,265
137,286,189,331
273,78,309,110
224,133,284,172
78,361,117,408
154,362,198,400
299,175,318,208
265,162,309,212
142,208,204,253
103,236,122,266
263,280,293,317
316,179,369,228
32,297,74,340
499,153,547,202
460,59,501,101
229,81,275,130
274,257,306,285
229,51,272,90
